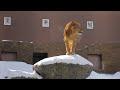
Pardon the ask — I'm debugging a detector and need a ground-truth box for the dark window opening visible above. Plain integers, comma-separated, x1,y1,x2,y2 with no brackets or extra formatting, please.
33,52,48,64
88,54,102,70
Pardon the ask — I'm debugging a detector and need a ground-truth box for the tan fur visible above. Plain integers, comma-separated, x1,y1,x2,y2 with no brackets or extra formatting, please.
64,21,83,55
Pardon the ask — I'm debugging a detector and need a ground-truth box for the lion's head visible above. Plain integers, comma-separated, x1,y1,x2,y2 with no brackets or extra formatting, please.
64,21,83,37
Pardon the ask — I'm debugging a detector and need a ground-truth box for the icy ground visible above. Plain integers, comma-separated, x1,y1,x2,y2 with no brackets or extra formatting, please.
87,71,120,79
0,61,42,79
0,60,120,79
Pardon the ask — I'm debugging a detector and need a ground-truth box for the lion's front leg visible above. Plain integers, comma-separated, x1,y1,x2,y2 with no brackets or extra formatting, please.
70,39,76,55
64,39,71,55
73,39,77,54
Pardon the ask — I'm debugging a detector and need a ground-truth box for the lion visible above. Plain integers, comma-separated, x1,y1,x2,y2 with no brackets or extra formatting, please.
63,21,83,55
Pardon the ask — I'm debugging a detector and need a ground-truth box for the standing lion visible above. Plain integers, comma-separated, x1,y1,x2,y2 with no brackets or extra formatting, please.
64,21,83,55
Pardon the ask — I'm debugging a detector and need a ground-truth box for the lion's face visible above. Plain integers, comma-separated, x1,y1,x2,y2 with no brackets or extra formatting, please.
71,21,83,36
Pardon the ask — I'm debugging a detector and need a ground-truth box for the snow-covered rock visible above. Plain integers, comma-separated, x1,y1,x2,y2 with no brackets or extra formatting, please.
33,54,93,79
34,54,93,66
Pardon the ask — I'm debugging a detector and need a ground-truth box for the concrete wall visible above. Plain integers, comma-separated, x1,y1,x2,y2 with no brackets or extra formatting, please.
0,40,66,64
77,42,120,73
0,40,33,64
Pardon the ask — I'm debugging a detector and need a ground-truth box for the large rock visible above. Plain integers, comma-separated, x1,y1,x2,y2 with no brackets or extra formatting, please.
33,54,93,79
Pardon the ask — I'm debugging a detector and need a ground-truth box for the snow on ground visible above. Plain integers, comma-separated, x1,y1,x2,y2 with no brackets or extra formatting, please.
0,60,120,79
34,54,93,66
87,71,120,79
0,61,42,79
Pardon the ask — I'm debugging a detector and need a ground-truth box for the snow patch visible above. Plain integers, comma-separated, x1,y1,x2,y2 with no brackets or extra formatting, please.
34,54,93,66
0,61,42,79
87,71,120,79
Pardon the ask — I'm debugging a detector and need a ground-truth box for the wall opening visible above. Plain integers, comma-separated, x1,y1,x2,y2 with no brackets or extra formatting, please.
33,52,48,64
0,52,17,61
88,54,102,70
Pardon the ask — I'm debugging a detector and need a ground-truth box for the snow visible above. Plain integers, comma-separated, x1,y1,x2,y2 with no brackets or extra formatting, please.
2,40,33,43
87,71,120,79
2,40,13,42
34,54,93,66
0,58,120,79
0,61,42,79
